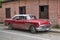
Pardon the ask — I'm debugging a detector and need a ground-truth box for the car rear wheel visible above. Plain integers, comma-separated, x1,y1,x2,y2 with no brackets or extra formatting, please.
8,24,14,30
30,25,37,33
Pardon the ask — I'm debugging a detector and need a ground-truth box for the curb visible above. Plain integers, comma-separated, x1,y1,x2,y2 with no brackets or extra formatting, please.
50,31,60,33
0,24,4,26
50,29,60,33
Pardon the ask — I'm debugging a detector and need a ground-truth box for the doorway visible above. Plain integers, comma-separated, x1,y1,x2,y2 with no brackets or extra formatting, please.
39,5,49,19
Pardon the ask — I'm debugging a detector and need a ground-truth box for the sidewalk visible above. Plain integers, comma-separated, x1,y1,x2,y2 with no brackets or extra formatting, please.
0,24,4,26
0,24,60,33
50,28,60,33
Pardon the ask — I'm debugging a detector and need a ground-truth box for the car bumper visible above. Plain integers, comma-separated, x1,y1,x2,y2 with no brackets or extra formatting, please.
36,25,51,31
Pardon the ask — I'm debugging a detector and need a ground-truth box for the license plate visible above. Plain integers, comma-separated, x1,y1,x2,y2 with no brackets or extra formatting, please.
43,27,49,30
46,28,49,30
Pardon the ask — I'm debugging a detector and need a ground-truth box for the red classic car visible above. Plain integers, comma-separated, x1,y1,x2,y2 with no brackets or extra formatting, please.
4,14,51,33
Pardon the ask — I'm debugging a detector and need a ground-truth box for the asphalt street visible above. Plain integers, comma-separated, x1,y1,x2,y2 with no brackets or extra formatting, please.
0,26,60,40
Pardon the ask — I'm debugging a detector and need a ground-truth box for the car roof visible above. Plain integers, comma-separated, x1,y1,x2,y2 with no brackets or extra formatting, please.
14,14,33,16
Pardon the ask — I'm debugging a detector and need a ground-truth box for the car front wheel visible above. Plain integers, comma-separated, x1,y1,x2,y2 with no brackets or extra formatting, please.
30,25,37,33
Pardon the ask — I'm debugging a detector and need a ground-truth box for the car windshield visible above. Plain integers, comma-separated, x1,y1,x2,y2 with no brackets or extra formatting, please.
30,15,37,20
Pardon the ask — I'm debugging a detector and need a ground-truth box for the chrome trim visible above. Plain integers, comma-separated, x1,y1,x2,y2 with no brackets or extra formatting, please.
36,25,51,31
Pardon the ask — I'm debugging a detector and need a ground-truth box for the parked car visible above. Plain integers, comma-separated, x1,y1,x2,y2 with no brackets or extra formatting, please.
4,14,51,33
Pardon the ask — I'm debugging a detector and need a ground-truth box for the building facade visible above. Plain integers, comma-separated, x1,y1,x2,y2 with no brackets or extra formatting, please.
0,0,60,26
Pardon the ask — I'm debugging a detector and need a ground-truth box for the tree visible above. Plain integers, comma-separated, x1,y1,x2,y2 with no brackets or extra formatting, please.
0,0,7,8
0,0,7,2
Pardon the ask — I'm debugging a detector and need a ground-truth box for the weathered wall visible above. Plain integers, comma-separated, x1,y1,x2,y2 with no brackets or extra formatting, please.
0,0,60,26
49,0,58,25
0,8,4,22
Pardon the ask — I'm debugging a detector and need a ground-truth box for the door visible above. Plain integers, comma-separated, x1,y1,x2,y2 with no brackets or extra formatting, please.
39,5,49,19
19,6,26,14
6,8,11,18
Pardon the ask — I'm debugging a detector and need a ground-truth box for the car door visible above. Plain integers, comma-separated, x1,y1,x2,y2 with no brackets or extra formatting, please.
13,16,25,29
18,16,27,29
16,16,29,30
12,16,30,29
20,16,30,30
12,16,20,28
18,16,25,29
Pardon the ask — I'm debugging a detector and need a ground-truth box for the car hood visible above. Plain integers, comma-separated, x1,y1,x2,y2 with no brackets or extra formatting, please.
28,19,50,24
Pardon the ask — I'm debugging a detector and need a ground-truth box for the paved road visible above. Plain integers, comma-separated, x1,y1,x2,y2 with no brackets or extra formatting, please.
0,26,60,40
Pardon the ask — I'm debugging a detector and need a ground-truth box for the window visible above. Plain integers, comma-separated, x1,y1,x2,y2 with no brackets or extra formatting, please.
13,16,27,20
30,16,37,20
19,6,26,14
13,16,20,20
5,8,11,18
39,5,49,19
19,16,27,20
40,6,44,12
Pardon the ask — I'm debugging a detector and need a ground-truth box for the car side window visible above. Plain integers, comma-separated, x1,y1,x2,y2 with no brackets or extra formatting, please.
19,16,27,20
13,16,27,20
13,16,20,20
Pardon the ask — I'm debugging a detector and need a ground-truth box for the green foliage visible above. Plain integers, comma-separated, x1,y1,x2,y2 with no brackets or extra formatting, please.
0,0,6,2
0,0,8,2
0,0,7,8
